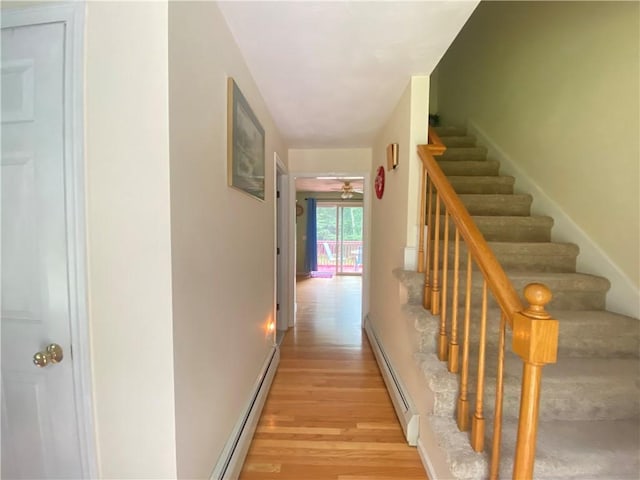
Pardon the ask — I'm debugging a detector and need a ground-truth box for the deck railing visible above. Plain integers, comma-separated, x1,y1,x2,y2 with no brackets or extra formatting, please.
417,127,559,479
316,240,363,273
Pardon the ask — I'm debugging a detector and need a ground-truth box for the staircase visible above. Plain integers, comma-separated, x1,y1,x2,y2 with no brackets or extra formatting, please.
400,126,640,479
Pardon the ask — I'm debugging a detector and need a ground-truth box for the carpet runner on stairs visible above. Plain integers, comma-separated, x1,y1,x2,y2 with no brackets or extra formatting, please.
401,126,640,479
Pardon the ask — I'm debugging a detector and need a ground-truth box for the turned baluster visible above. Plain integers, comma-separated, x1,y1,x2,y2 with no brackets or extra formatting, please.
490,312,508,480
430,193,441,314
456,251,473,432
512,284,559,480
418,166,427,274
448,228,460,373
437,211,450,361
423,179,433,309
471,280,488,452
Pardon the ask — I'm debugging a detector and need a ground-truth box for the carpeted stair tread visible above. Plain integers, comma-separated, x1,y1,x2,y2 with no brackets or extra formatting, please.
439,135,477,147
441,146,488,161
499,419,640,479
438,159,500,176
448,175,515,194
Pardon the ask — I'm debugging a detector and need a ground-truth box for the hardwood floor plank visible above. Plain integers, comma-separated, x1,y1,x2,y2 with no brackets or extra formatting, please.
240,277,427,479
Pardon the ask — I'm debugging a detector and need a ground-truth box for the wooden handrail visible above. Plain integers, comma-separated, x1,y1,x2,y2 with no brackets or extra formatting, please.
418,142,523,325
427,128,447,155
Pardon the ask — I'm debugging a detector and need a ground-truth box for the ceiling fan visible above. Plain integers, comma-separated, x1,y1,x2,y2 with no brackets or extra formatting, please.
338,180,363,199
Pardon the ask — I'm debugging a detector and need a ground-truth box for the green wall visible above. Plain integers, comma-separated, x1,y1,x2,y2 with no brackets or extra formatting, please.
435,1,639,313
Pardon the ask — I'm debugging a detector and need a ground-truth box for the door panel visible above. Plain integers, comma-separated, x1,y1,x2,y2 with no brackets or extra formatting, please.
1,21,83,479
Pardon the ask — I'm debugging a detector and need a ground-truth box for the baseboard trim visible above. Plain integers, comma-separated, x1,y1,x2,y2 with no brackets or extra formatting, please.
404,246,417,271
364,316,419,445
210,347,280,480
468,119,640,318
417,439,438,480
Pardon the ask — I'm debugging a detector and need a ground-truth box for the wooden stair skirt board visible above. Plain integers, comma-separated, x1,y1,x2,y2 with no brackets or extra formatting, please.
210,347,280,480
364,316,419,446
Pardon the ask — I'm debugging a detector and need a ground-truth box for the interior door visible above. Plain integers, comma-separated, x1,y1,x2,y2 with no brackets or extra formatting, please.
1,20,83,478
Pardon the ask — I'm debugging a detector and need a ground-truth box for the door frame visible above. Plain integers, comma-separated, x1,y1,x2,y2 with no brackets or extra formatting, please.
274,153,291,332
290,171,371,327
2,3,97,477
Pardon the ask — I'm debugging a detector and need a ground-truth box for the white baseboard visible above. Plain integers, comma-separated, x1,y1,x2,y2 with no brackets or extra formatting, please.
417,439,439,480
404,246,417,270
210,347,280,480
468,119,640,318
364,316,419,445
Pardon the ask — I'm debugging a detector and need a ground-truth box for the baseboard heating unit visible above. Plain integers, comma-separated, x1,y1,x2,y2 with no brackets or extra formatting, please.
364,315,419,445
210,346,280,479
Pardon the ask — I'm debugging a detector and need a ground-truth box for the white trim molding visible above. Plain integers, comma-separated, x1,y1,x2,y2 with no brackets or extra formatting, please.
417,439,439,480
364,316,419,445
468,119,640,318
210,347,280,479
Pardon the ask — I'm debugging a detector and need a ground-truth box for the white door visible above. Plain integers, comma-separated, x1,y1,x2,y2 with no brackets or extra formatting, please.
1,19,84,479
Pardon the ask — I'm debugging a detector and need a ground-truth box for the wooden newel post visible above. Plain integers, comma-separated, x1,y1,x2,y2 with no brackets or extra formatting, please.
512,283,559,480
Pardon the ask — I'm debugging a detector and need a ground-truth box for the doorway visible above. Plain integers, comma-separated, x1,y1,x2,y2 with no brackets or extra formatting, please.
316,203,363,276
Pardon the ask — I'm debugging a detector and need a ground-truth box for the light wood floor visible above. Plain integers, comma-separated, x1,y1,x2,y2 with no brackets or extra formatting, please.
240,276,428,480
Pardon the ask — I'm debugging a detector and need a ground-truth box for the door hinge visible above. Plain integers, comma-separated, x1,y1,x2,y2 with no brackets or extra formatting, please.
277,303,280,311
277,190,280,198
277,247,280,255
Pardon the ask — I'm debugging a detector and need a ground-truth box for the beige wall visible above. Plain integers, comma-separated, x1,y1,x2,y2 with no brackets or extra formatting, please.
85,2,177,477
168,2,287,477
289,148,372,173
436,1,640,311
368,76,438,469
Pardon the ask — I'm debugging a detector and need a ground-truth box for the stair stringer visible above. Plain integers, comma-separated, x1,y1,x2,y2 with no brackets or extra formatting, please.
467,119,640,318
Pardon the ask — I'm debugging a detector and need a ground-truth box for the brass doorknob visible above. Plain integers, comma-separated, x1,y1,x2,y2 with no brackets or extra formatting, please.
33,343,64,368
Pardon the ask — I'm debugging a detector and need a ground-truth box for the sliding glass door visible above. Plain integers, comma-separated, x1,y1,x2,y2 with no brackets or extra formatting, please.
316,203,363,275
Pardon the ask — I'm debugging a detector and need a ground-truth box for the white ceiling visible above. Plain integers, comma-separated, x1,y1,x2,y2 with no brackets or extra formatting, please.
218,1,479,148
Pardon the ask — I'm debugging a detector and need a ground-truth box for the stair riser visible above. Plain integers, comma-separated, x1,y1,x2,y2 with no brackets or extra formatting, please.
449,177,515,194
432,381,640,422
440,136,477,147
557,333,640,358
415,313,640,359
425,352,640,422
440,147,488,161
438,160,500,176
431,195,532,216
434,126,467,136
433,216,553,242
403,274,607,311
434,242,578,273
472,219,552,242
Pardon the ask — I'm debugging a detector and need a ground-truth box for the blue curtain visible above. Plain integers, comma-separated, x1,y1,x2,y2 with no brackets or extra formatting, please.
305,198,318,272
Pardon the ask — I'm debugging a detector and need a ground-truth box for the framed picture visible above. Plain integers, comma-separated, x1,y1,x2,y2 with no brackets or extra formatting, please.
227,77,265,200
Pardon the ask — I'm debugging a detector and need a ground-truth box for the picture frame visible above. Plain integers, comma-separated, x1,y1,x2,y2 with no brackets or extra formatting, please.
227,77,265,200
